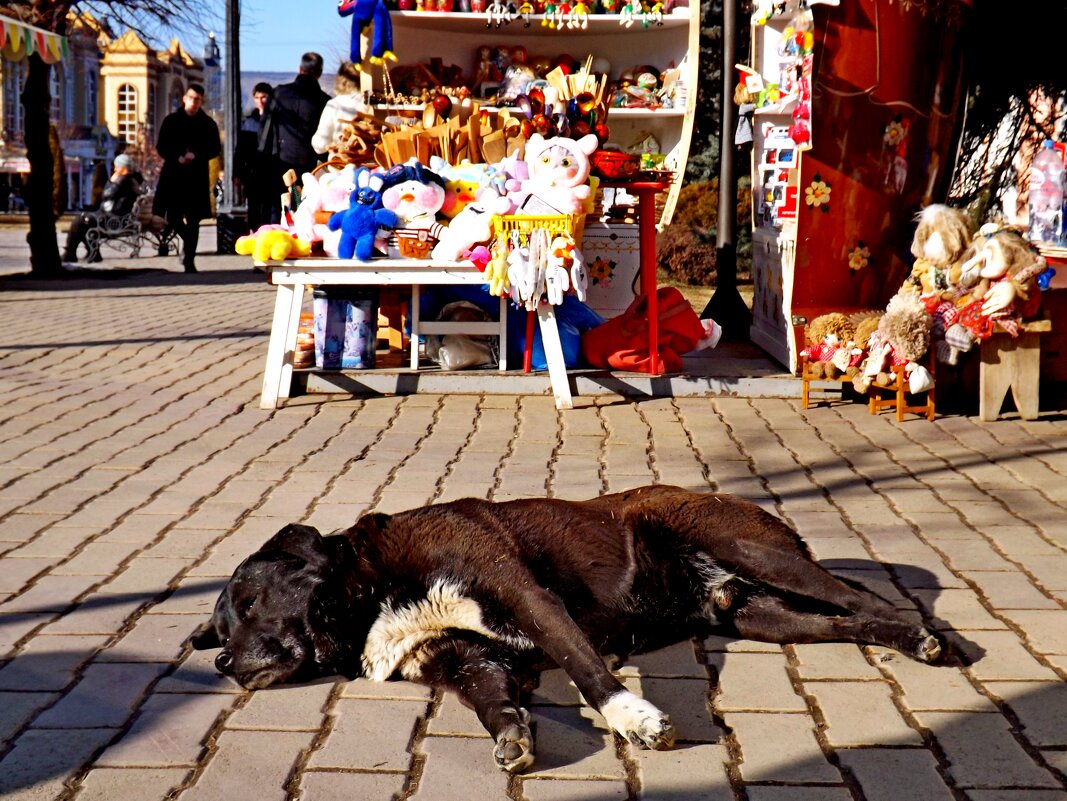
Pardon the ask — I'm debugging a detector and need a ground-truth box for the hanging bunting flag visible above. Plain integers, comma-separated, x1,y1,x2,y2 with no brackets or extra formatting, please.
0,15,67,63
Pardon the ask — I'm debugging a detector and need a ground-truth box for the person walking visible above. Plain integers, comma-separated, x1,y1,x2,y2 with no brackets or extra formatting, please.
153,83,221,273
63,153,142,263
263,52,330,181
235,81,280,232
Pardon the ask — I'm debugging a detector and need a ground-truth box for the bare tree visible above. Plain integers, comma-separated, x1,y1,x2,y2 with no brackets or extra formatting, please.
8,0,217,277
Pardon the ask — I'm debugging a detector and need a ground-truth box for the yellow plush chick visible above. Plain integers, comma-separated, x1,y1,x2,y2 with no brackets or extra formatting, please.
487,245,510,297
235,229,312,262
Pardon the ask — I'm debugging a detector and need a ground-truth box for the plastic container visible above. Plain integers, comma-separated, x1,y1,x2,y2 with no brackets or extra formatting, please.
313,288,379,370
1028,140,1064,244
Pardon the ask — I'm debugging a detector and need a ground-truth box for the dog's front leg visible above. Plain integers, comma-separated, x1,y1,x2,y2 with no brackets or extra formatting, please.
504,583,676,751
415,638,536,773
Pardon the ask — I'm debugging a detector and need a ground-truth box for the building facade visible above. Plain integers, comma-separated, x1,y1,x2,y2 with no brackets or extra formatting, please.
0,13,219,210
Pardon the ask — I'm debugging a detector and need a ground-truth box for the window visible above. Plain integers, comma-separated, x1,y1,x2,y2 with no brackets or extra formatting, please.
147,83,157,138
2,58,27,144
85,69,97,127
117,83,138,143
49,69,62,122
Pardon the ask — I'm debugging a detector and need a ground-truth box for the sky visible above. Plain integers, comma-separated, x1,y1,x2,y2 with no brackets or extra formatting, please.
226,0,352,75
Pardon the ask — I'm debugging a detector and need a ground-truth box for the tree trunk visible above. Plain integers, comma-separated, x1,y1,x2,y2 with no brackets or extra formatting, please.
23,53,63,278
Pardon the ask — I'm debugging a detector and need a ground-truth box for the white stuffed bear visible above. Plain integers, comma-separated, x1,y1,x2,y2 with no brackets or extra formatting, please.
515,133,599,215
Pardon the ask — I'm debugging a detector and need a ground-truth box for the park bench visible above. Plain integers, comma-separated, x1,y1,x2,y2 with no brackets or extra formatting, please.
82,194,179,262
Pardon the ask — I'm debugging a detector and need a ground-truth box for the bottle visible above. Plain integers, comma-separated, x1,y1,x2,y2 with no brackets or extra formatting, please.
1028,140,1064,244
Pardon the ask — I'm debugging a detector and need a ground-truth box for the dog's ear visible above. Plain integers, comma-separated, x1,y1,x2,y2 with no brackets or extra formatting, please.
190,621,221,650
261,523,327,560
344,512,391,542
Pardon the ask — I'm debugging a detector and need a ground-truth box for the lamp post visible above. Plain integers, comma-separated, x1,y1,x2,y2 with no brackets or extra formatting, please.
221,0,241,212
701,0,752,337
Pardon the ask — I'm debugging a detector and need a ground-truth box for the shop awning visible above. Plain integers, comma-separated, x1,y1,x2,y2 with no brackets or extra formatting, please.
0,15,67,64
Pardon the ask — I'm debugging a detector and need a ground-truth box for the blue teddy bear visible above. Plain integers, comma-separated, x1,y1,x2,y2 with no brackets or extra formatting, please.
327,169,399,261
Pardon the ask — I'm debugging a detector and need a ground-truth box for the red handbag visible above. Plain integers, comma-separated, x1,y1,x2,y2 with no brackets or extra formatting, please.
582,287,706,374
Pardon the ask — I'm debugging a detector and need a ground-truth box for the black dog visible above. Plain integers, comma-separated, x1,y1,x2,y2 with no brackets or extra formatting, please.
192,485,941,772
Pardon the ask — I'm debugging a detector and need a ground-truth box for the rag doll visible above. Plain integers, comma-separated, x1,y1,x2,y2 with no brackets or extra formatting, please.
854,293,933,394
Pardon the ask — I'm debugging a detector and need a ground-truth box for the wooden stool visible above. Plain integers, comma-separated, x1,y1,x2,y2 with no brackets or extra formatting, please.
800,355,852,409
979,319,1051,421
868,360,936,421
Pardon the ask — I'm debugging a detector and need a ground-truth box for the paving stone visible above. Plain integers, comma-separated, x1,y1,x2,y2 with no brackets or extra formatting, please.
616,640,706,678
1014,554,1067,591
522,777,629,800
95,692,236,767
177,729,315,801
964,792,1067,801
911,588,1008,630
414,735,512,799
744,787,852,801
703,636,783,654
100,612,205,662
526,705,623,778
713,652,807,712
626,677,721,742
338,676,434,699
837,748,954,801
791,643,883,680
0,633,109,690
0,728,120,801
308,698,424,771
631,742,732,800
912,711,1061,788
961,571,1061,610
935,539,1014,571
38,594,148,635
225,682,334,730
805,681,921,746
877,656,994,711
0,690,57,743
34,661,168,727
0,556,57,593
426,689,489,736
0,573,102,613
996,610,1067,654
982,681,1067,746
298,769,409,800
77,768,190,801
945,630,1060,681
724,712,839,783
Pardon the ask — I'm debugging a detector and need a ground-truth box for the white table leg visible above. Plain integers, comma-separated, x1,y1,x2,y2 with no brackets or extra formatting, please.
410,284,421,370
498,294,508,371
259,282,304,410
536,302,573,410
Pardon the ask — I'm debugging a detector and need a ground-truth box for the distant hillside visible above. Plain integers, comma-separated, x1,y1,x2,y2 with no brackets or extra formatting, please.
239,71,337,113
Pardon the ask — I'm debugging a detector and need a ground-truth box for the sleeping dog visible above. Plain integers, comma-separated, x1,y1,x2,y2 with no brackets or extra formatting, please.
192,484,942,772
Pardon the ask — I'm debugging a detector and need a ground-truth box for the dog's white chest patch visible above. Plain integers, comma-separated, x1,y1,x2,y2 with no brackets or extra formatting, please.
361,579,533,681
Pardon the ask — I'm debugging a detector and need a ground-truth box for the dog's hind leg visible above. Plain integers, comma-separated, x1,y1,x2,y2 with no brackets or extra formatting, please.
729,594,942,663
412,638,537,773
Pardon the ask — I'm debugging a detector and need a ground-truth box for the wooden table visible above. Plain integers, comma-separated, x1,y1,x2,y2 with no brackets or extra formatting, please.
258,257,575,411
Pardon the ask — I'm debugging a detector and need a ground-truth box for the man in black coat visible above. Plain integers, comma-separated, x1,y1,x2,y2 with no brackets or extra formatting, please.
262,52,330,182
153,83,222,273
235,82,280,232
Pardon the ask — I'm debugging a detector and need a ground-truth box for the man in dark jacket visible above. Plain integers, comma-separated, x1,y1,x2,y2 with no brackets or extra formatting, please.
153,83,222,273
235,82,280,232
263,52,330,182
62,153,142,263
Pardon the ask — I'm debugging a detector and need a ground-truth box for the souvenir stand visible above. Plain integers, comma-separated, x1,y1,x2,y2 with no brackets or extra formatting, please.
745,0,970,372
257,0,699,410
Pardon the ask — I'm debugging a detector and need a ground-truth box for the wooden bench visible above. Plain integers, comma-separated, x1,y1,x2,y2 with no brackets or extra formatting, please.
82,194,179,262
979,319,1051,421
868,360,936,422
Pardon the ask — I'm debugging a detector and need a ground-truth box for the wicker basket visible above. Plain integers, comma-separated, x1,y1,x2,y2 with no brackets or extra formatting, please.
394,227,439,259
492,213,585,245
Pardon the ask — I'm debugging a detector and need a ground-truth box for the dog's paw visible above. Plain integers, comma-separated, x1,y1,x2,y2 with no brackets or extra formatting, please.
493,710,535,773
601,691,676,751
914,630,942,663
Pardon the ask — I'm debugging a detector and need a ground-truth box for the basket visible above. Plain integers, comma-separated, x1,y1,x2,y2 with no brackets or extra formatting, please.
492,213,585,245
394,227,439,259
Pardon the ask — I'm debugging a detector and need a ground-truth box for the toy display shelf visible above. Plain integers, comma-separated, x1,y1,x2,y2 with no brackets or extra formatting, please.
373,4,699,228
375,103,685,120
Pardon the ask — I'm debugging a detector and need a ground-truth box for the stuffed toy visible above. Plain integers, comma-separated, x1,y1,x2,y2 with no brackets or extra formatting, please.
901,204,974,298
236,226,312,262
936,223,1048,363
431,190,512,262
428,157,497,219
338,0,395,65
855,293,932,393
516,133,599,215
801,312,854,379
845,314,882,380
290,164,358,256
380,162,450,228
327,169,399,260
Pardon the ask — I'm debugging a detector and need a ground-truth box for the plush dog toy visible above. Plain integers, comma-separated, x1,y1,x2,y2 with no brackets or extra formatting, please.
327,169,399,260
338,0,395,65
235,226,312,262
801,312,855,379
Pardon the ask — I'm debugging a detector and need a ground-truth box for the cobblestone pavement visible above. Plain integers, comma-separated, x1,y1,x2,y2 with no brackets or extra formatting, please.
1,251,1067,801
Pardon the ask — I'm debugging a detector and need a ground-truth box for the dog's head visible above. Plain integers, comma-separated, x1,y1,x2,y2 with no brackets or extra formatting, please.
191,521,376,689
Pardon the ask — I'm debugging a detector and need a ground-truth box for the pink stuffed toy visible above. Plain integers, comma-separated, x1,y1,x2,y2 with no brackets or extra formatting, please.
516,133,598,215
